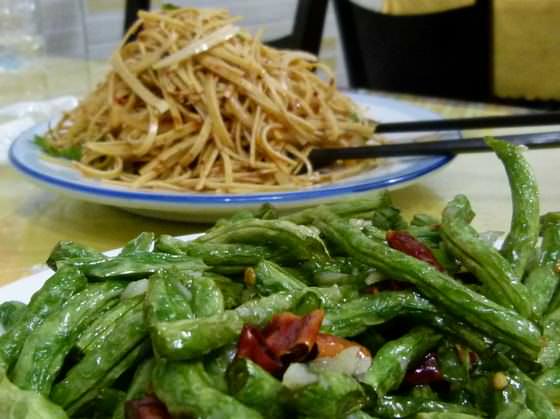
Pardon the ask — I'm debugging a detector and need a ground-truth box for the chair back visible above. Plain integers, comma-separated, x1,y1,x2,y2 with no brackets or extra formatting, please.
333,0,492,101
267,0,328,55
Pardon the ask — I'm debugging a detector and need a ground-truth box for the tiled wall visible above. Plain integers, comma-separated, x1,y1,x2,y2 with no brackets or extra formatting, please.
39,0,349,86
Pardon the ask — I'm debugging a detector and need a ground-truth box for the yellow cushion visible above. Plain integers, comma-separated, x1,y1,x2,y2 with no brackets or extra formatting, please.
493,0,560,100
381,0,475,15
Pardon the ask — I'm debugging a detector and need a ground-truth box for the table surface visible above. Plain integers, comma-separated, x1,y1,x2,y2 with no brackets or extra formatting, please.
1,61,559,287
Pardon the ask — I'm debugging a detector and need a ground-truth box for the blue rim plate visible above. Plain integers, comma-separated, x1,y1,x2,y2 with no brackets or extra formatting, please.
9,92,458,221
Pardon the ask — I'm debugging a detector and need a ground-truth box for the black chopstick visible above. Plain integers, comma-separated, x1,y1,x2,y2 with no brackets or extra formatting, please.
308,131,560,169
375,112,560,133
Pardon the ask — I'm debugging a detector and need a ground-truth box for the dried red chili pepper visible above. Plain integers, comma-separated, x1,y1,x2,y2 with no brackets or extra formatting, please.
237,325,284,376
264,309,324,362
235,310,325,375
125,395,171,419
386,230,444,271
405,352,444,385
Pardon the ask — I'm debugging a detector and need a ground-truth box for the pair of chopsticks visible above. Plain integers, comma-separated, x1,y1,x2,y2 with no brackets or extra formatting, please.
308,112,560,168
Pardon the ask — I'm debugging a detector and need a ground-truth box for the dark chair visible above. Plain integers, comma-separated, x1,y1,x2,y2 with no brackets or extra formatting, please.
333,0,493,102
124,0,150,33
124,0,329,56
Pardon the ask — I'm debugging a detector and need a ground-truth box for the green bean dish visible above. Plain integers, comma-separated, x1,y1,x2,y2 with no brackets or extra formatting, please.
2,138,560,419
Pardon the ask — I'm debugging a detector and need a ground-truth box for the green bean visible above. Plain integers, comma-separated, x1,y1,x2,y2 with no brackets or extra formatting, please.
293,286,358,315
64,252,207,281
518,377,558,419
286,371,366,418
497,354,558,419
152,360,263,419
112,358,155,419
441,194,533,318
322,291,436,337
125,357,154,399
0,369,68,419
76,295,141,354
361,327,442,397
373,396,483,418
349,219,387,242
437,341,470,383
51,299,147,408
254,259,308,295
156,234,282,266
12,281,125,394
281,190,391,225
310,285,359,308
208,273,244,309
405,225,461,273
526,267,559,319
292,289,324,315
313,209,542,359
151,291,300,359
416,414,484,419
422,312,493,355
191,274,225,318
145,268,194,325
212,265,251,275
204,345,236,392
411,214,440,227
541,212,560,261
0,266,87,370
487,138,540,278
495,404,537,419
536,366,560,406
196,218,328,261
119,232,155,255
408,225,443,247
226,358,285,418
538,306,560,368
489,371,529,418
72,388,126,419
218,208,256,225
66,340,151,415
146,268,223,322
546,291,560,318
254,202,279,220
234,290,304,324
530,213,560,316
0,301,26,331
301,257,372,287
352,206,407,230
54,256,107,272
346,411,379,419
46,240,105,271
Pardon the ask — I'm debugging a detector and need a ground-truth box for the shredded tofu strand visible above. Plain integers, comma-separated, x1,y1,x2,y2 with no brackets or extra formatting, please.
154,25,240,69
111,51,169,114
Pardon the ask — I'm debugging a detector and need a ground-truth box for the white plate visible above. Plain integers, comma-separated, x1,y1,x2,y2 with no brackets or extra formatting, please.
9,92,458,222
0,234,201,304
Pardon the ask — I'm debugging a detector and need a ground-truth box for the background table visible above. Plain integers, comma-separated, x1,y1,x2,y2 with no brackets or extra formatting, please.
1,69,559,286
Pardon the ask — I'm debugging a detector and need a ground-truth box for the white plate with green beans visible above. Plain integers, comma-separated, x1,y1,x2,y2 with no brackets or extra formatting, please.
1,138,559,419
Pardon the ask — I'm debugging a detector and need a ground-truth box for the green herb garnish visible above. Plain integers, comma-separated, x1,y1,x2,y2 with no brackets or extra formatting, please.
34,135,82,161
161,3,180,11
